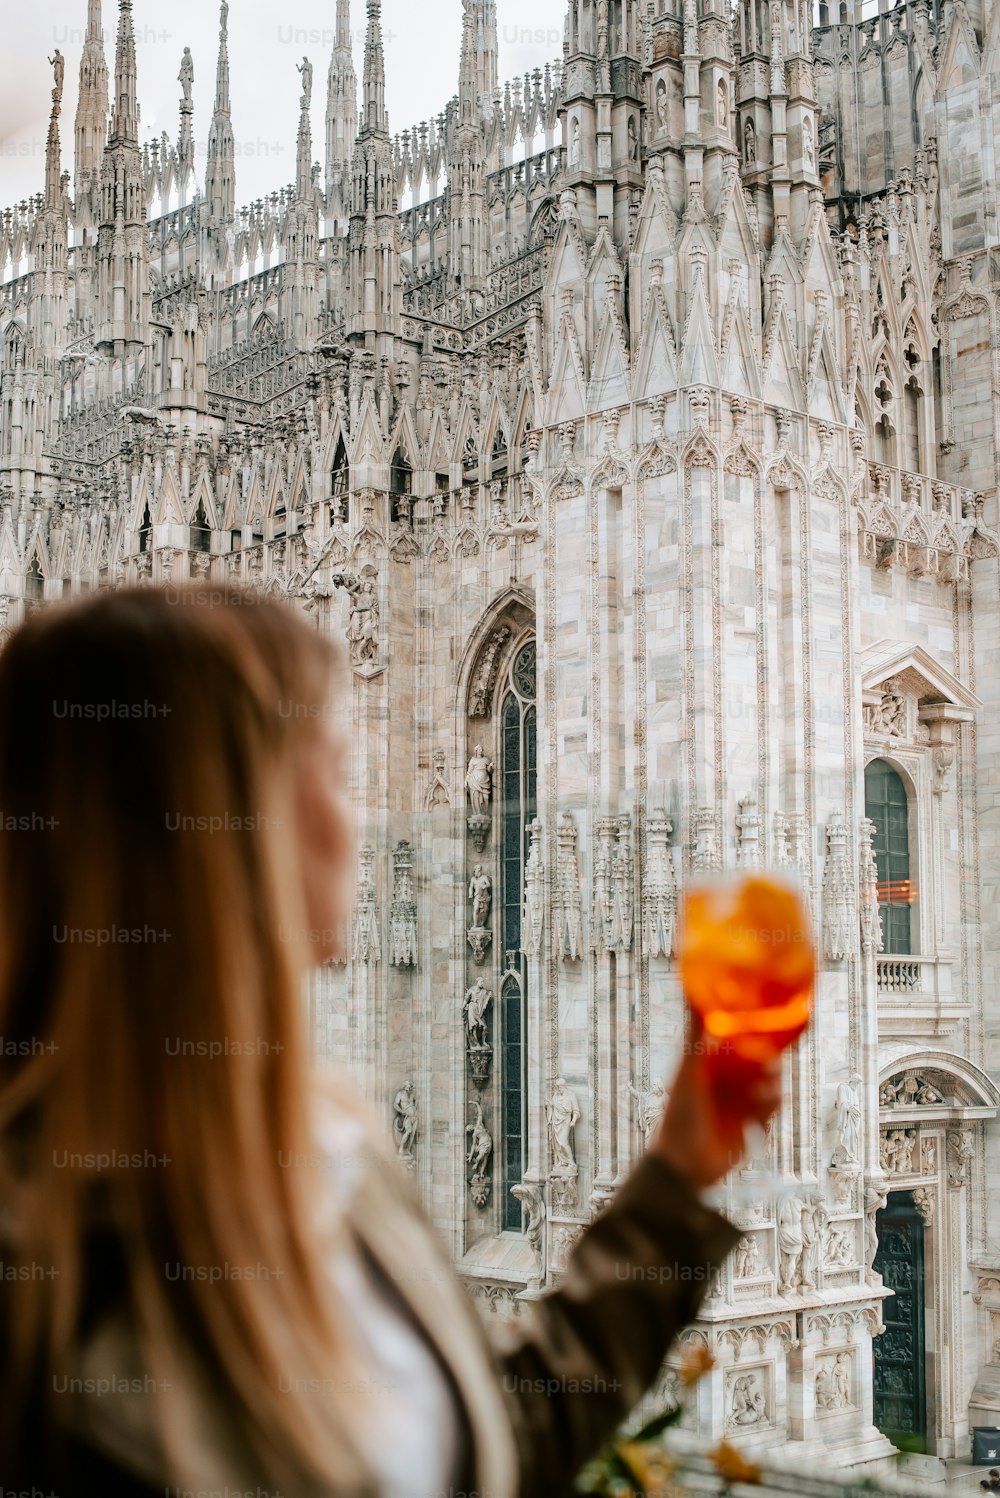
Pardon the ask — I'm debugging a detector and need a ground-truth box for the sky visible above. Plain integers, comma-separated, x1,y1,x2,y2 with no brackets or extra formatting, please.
0,0,568,208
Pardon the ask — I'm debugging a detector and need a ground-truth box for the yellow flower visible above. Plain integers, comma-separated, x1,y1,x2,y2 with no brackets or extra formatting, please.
679,1343,716,1387
615,1440,677,1497
709,1440,762,1485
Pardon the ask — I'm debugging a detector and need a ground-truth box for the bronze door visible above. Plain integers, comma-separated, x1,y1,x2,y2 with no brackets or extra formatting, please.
873,1190,927,1447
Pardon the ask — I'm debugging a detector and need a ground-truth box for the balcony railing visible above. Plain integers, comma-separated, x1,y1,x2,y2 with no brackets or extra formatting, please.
875,957,931,993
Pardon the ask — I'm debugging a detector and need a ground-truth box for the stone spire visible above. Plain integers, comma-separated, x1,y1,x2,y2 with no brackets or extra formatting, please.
74,0,109,203
205,0,236,223
109,0,139,146
348,0,399,343
460,0,498,117
361,0,387,135
29,49,69,376
177,47,195,178
324,0,357,232
295,54,315,201
96,0,149,358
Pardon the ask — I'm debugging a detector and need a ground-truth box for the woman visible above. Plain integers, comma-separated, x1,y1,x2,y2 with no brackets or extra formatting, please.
0,586,779,1497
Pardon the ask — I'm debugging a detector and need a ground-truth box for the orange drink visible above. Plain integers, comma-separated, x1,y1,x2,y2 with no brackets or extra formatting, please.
678,874,814,1073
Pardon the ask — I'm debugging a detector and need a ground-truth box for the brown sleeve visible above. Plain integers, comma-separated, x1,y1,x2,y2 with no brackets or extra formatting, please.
498,1155,741,1498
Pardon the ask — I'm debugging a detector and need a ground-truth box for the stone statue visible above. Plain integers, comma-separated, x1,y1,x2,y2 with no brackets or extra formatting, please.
832,1075,862,1166
734,1234,760,1279
628,115,639,161
546,1077,580,1174
834,1352,851,1408
511,1182,545,1273
777,1194,805,1295
879,1080,897,1106
629,1079,665,1150
297,56,313,111
333,571,380,669
465,745,493,814
569,115,581,166
179,47,194,105
469,864,492,928
864,1179,889,1281
655,79,668,132
802,113,815,170
392,1080,417,1160
48,49,65,105
716,80,728,128
948,1127,973,1187
466,1100,493,1177
800,1196,828,1292
881,1128,916,1174
728,1371,768,1428
463,976,493,1049
825,1224,854,1267
815,1360,834,1410
916,1077,944,1105
744,118,756,164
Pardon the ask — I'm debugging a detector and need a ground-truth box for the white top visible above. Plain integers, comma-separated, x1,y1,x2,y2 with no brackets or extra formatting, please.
318,1110,463,1498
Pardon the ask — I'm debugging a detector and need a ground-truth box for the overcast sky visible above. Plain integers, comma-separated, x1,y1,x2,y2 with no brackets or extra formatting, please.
1,0,568,207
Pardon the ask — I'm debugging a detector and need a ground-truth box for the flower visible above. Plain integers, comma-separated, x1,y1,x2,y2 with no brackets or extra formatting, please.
679,1343,716,1386
709,1440,762,1484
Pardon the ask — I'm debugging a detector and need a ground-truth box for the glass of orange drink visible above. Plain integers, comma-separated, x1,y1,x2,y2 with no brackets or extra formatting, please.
678,873,814,1099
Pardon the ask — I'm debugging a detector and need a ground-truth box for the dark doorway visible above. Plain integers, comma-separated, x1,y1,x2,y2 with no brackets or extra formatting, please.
873,1190,927,1448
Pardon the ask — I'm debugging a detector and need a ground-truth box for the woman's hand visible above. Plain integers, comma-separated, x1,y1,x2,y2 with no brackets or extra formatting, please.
648,1012,783,1191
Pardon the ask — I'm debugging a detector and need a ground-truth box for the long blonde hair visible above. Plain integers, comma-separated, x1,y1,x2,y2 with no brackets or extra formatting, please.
0,586,366,1487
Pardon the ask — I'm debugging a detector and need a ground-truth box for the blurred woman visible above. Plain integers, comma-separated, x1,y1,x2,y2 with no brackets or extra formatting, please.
0,586,778,1497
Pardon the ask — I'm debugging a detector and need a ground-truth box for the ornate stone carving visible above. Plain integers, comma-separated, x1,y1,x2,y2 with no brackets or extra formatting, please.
777,1194,806,1295
863,677,906,738
465,743,494,815
424,749,451,809
523,817,544,957
389,841,418,968
629,1078,666,1150
547,1078,581,1209
467,863,493,964
947,1127,973,1187
353,845,380,964
824,1224,856,1267
511,1182,545,1276
911,1184,935,1222
734,1233,763,1279
831,1075,862,1167
691,807,721,872
641,811,677,959
858,816,883,956
610,814,634,953
463,976,493,1085
466,1100,493,1208
822,813,853,961
816,1351,853,1412
551,1223,584,1273
883,1071,945,1107
881,1128,917,1174
332,565,381,675
725,1367,770,1431
467,814,491,852
800,1196,829,1293
864,1178,889,1283
735,795,763,866
392,1080,417,1170
469,626,511,716
553,811,583,961
591,816,616,954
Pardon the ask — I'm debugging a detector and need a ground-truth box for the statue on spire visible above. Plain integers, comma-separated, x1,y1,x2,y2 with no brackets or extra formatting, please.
179,47,194,107
48,49,65,108
297,56,313,112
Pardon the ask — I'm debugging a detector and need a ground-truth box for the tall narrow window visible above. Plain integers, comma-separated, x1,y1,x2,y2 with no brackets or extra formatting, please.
865,759,913,954
499,639,536,1230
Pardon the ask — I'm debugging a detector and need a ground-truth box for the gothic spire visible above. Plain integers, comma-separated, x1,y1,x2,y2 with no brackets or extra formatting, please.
74,0,109,200
361,0,387,135
177,47,194,175
325,0,357,228
459,0,497,116
110,0,139,146
205,0,236,222
45,51,65,209
295,55,315,200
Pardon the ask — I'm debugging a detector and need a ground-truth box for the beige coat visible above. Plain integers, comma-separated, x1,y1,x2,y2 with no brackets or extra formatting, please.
67,1139,738,1498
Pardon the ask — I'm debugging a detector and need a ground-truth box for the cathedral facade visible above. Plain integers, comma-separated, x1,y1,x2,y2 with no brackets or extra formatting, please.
2,0,1000,1469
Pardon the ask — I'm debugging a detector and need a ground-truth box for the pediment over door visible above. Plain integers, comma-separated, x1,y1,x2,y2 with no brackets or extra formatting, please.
860,640,980,747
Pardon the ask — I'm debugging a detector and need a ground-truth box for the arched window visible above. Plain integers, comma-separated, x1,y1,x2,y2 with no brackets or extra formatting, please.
499,639,536,1230
865,760,913,954
390,447,412,524
24,558,44,607
138,502,152,554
